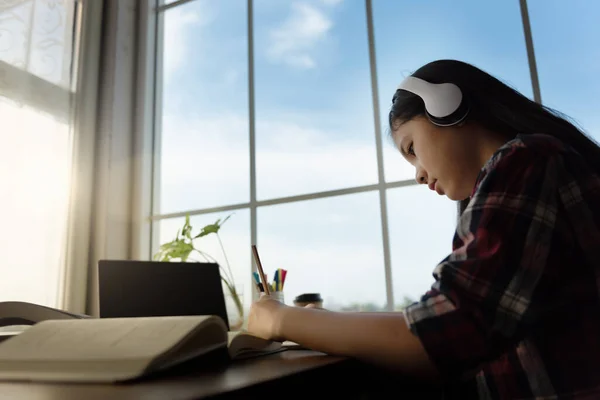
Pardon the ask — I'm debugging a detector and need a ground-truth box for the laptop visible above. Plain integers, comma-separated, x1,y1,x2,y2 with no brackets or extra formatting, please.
97,260,230,330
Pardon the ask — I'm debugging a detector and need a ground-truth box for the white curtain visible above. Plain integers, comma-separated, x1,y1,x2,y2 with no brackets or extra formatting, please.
0,0,78,307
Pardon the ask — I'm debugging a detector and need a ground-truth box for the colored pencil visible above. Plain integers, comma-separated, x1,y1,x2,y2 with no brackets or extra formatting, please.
251,245,270,295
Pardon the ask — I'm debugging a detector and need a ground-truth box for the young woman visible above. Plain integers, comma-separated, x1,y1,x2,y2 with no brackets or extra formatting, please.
246,59,600,399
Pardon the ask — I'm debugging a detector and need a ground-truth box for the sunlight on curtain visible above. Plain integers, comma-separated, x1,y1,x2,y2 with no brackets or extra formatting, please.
0,0,78,306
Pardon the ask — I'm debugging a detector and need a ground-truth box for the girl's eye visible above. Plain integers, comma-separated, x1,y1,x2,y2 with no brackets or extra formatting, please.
407,143,415,156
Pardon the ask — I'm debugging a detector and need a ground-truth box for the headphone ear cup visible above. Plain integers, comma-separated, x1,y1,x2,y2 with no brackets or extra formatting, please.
397,77,470,127
426,95,470,127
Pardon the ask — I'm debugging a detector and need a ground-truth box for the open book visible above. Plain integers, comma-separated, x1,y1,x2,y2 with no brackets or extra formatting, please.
0,315,289,383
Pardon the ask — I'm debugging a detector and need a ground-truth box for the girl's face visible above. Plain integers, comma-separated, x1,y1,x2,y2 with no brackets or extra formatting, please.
391,116,486,201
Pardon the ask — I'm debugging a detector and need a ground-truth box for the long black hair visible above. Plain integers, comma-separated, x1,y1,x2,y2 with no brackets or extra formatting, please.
389,59,600,215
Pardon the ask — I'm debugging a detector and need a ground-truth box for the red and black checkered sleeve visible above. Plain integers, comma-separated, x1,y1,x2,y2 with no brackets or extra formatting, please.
403,145,560,378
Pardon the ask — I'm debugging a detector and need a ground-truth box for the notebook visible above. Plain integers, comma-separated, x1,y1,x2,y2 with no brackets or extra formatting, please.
0,315,288,383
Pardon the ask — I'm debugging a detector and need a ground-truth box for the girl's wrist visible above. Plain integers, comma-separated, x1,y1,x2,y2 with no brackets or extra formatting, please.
273,303,294,341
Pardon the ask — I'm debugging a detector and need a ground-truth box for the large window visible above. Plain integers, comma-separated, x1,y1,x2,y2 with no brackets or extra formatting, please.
0,0,80,307
150,0,592,312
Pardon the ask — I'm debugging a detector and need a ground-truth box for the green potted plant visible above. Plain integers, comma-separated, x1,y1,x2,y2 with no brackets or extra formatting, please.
153,213,244,329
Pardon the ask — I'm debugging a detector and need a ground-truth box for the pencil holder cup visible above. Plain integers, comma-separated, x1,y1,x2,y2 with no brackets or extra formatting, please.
270,291,284,304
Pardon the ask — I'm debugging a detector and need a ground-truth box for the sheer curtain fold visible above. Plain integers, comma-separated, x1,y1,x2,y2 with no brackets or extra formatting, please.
82,0,140,317
0,0,80,308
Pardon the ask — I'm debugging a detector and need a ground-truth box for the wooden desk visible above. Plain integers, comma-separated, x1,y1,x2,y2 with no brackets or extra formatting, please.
0,350,351,400
0,349,444,399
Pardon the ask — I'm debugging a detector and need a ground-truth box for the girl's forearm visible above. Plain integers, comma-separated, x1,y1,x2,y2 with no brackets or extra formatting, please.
276,306,439,379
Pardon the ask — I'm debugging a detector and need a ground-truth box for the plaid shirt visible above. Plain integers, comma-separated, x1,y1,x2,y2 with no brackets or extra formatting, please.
404,134,600,399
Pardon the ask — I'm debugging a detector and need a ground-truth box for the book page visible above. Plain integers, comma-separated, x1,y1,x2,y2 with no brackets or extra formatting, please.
227,331,271,346
227,331,281,359
0,316,217,362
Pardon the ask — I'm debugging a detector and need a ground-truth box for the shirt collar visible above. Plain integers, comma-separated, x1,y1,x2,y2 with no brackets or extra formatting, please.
470,135,523,197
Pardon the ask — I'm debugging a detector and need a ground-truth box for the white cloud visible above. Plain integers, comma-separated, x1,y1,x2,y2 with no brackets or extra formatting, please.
321,0,344,5
163,8,199,79
163,5,215,80
267,2,333,69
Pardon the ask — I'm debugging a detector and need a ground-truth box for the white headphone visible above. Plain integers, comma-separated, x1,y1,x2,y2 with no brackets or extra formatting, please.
396,76,470,127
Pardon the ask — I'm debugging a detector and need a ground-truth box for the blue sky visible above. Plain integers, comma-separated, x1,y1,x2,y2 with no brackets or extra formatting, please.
157,0,599,311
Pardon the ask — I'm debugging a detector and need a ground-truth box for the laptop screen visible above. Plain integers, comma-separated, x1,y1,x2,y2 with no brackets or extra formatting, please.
97,260,230,330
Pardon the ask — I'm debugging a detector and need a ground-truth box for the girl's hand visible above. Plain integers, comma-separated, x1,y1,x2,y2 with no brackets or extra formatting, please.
247,295,287,341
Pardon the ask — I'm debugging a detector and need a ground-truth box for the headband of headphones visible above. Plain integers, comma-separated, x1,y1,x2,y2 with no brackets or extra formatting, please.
396,76,469,127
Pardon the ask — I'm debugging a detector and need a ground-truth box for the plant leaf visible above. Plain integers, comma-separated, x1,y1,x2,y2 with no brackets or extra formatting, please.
193,213,233,239
181,215,193,240
152,238,194,262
